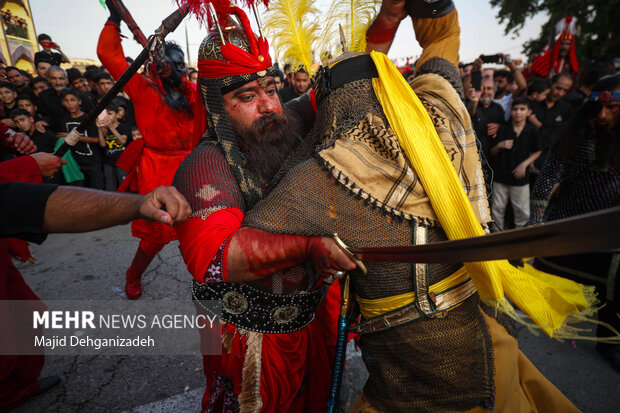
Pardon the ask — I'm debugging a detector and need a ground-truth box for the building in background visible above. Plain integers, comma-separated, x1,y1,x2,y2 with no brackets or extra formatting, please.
0,0,39,72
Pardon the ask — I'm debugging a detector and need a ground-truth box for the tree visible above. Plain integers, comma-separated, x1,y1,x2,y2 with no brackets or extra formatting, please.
489,0,619,62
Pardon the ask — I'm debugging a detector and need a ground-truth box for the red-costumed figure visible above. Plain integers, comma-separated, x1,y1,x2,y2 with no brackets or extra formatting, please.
0,125,63,411
97,2,196,299
171,1,354,411
528,16,579,80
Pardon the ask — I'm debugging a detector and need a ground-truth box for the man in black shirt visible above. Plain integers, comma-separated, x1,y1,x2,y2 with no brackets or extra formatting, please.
278,67,311,103
467,77,505,157
38,67,94,132
529,73,574,169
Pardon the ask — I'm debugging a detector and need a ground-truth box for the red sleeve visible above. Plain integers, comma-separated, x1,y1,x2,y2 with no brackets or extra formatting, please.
0,156,42,184
97,22,149,102
175,207,244,283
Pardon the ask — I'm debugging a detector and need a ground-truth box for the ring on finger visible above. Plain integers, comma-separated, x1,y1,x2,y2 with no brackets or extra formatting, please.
334,270,346,279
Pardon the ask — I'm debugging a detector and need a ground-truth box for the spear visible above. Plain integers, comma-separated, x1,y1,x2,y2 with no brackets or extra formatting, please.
54,6,189,158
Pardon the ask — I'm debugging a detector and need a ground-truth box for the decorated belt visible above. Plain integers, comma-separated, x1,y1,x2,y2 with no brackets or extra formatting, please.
192,281,327,334
349,278,477,335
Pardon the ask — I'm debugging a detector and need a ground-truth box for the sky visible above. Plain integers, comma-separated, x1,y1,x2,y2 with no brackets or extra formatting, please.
29,0,549,67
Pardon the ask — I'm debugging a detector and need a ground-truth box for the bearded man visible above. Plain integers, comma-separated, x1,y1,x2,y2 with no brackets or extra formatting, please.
97,1,196,299
531,74,620,373
172,5,353,412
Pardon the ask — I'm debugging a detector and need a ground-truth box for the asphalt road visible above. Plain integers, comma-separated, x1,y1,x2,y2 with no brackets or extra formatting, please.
12,224,620,412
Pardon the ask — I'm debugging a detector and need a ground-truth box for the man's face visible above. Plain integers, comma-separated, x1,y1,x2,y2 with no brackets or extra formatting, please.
559,39,571,57
13,114,33,133
494,76,509,96
480,79,495,104
510,104,531,123
0,65,6,80
47,69,67,92
223,78,282,132
17,99,36,115
97,78,113,95
61,94,81,113
0,87,16,105
293,72,311,95
593,91,620,131
36,62,51,78
274,76,283,91
548,76,573,103
166,49,186,76
71,77,90,93
32,81,49,96
7,69,25,87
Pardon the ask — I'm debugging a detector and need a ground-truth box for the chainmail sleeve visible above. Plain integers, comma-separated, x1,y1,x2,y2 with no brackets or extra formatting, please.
173,142,245,282
173,142,245,219
530,138,565,225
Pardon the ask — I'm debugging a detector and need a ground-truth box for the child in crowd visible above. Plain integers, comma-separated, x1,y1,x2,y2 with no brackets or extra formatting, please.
59,88,104,189
0,81,18,127
489,96,541,230
10,108,55,153
17,94,50,133
130,126,142,140
97,102,129,190
526,78,551,129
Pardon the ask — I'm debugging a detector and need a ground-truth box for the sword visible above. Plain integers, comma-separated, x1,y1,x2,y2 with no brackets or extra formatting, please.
336,206,620,265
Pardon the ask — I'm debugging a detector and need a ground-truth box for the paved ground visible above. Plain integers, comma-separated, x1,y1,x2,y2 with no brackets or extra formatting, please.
12,224,620,412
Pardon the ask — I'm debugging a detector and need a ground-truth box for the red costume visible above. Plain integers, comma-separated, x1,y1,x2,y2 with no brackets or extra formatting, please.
97,22,195,298
0,151,45,411
528,16,579,79
170,3,342,411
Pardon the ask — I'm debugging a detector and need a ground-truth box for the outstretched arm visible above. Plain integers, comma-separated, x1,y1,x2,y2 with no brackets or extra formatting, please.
42,186,191,232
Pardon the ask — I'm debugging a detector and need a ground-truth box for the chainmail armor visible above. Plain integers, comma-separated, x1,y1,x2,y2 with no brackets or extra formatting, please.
415,56,465,99
244,159,496,412
531,130,620,224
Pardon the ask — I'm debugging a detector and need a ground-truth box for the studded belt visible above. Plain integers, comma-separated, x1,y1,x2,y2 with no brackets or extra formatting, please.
349,277,477,335
192,281,328,334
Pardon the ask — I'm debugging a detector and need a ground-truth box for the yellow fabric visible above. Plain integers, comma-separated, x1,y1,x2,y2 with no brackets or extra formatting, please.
412,10,461,70
356,266,469,319
369,50,596,338
349,312,581,413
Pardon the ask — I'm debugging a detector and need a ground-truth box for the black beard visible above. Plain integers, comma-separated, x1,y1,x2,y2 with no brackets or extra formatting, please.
232,108,302,187
161,75,190,112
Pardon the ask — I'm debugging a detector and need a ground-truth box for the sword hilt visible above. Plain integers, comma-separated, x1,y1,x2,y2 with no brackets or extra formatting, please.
333,233,367,275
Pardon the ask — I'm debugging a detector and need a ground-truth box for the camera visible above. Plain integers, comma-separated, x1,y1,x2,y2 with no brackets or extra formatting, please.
480,54,504,64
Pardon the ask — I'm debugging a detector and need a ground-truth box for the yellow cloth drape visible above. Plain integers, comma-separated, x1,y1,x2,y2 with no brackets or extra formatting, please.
370,51,596,338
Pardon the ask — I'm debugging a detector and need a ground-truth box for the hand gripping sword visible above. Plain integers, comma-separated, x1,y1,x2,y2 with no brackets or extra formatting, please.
325,206,620,410
54,6,189,158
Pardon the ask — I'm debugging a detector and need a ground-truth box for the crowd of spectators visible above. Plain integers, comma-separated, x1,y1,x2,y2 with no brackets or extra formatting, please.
461,52,618,231
0,34,145,191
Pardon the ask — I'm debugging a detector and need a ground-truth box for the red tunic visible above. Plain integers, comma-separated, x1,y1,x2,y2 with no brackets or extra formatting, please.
97,22,195,244
0,155,45,411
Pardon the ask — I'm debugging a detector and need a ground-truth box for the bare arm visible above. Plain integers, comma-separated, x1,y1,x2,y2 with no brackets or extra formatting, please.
42,186,191,233
503,54,527,95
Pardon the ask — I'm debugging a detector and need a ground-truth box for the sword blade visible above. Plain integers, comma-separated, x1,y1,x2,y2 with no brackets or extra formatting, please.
349,206,620,263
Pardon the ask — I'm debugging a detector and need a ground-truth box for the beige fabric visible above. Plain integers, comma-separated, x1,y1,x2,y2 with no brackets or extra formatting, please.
318,71,491,226
349,312,581,413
